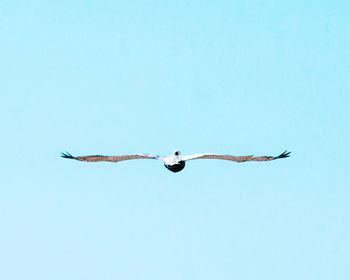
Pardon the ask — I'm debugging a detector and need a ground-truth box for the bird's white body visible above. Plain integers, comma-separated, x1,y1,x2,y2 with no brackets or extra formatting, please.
160,150,182,165
159,151,186,172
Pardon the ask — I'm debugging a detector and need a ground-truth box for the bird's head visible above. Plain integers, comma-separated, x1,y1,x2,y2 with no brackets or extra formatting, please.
173,150,181,156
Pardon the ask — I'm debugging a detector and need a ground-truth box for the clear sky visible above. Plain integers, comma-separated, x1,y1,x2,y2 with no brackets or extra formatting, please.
1,1,349,279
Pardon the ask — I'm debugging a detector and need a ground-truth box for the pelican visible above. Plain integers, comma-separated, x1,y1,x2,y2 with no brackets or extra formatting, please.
61,150,290,173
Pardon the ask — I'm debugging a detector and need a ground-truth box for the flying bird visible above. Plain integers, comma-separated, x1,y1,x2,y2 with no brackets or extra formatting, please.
61,150,290,173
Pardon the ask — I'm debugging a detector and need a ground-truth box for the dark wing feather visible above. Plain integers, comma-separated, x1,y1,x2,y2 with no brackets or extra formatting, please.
61,152,158,162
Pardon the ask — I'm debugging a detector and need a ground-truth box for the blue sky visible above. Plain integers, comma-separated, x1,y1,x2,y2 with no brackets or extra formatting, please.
1,1,349,279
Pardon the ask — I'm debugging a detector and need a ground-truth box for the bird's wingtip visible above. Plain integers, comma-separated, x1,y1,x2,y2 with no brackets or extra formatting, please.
274,150,291,159
61,152,74,159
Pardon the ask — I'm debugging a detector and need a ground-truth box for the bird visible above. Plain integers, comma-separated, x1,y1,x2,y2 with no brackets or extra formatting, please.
61,150,290,173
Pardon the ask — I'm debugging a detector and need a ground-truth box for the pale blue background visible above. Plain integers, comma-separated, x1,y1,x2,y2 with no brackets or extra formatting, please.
1,1,349,279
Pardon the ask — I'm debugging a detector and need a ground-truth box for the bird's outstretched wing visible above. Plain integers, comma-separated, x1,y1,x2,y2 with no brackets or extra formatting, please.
181,150,290,163
61,152,159,162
